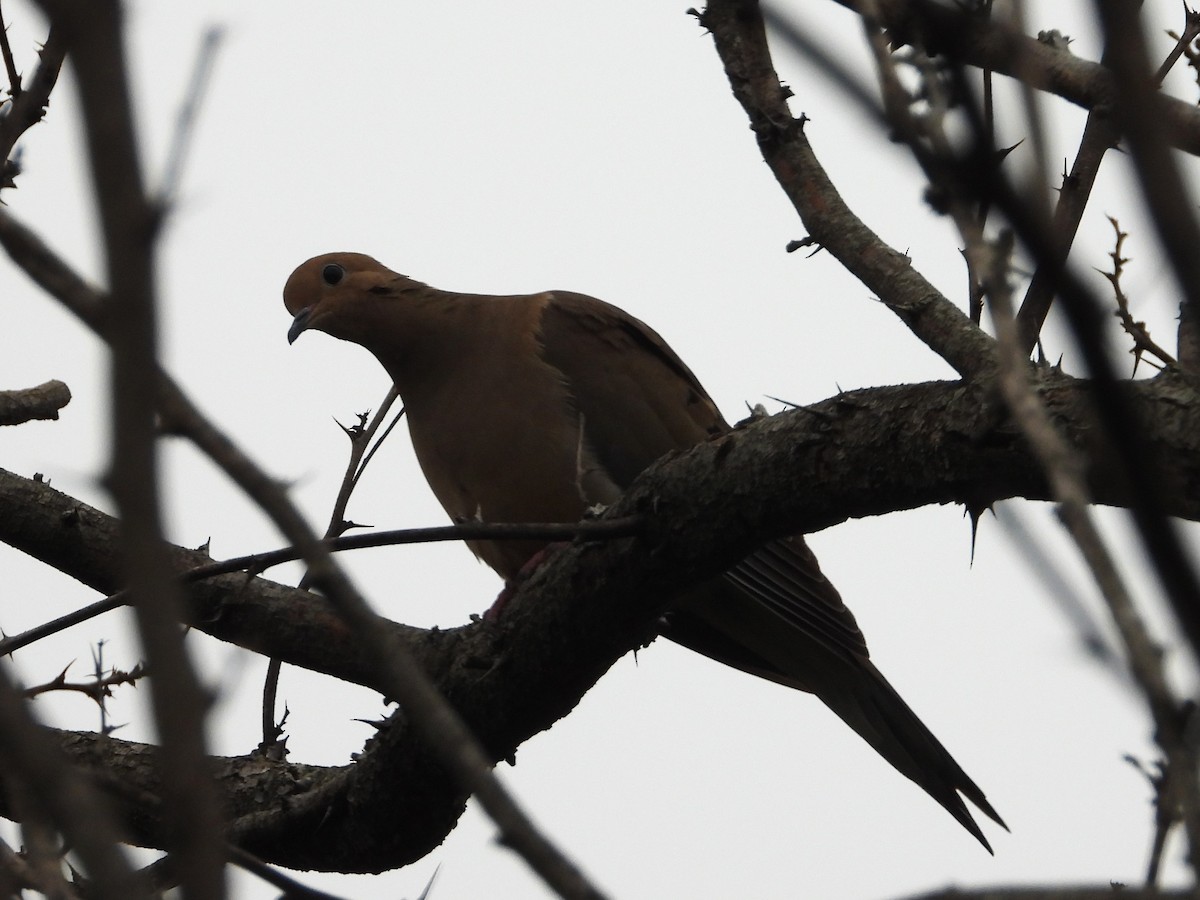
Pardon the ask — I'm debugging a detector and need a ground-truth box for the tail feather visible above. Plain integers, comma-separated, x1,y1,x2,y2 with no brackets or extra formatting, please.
838,660,1007,852
666,558,1004,851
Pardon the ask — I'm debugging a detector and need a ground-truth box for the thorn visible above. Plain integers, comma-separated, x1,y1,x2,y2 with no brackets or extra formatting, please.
415,863,442,900
786,236,823,257
762,394,800,409
963,502,994,565
994,139,1023,162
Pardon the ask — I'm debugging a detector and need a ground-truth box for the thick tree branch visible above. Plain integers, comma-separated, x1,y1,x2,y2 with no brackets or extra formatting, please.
701,0,998,381
4,373,1199,690
725,0,1200,678
829,0,1200,156
1,370,1198,871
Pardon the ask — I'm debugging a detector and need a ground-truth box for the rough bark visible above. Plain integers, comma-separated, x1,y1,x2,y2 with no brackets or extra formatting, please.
1,372,1197,871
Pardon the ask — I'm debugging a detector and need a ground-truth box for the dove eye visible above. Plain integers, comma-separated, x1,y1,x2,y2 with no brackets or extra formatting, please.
321,264,345,286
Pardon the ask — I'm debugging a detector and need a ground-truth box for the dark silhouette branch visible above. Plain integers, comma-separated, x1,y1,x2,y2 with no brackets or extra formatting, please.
830,0,1200,155
0,142,609,898
1092,1,1200,373
0,660,141,898
30,1,224,896
0,21,64,190
0,379,71,425
0,367,1198,871
704,2,998,381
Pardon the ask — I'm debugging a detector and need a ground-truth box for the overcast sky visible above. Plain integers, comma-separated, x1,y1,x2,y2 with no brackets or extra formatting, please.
3,1,1199,897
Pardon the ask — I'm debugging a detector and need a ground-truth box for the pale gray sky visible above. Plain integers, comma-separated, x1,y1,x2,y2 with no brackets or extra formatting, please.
2,1,1196,897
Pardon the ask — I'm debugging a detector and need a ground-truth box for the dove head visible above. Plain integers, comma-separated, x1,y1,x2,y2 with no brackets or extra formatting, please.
283,252,411,346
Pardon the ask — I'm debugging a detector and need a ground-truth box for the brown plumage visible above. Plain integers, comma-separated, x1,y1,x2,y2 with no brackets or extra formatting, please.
283,251,1006,850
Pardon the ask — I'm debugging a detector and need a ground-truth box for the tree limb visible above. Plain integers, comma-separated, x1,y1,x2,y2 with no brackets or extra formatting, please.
0,379,70,425
1,370,1198,870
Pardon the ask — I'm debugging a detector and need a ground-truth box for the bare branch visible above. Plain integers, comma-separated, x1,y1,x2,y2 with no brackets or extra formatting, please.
0,662,141,898
903,888,1190,900
154,25,222,206
0,85,608,900
264,386,403,746
1155,5,1200,83
0,512,642,658
31,2,224,895
0,379,70,425
1101,217,1178,372
0,23,64,190
986,220,1200,878
21,661,145,705
1014,111,1117,352
833,0,1200,155
703,2,998,380
1092,0,1200,373
226,847,347,900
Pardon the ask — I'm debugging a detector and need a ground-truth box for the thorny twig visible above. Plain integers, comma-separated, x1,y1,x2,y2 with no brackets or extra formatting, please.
21,659,145,706
857,2,1200,878
1162,5,1200,88
0,14,64,191
154,26,222,209
0,0,21,96
1125,753,1178,886
262,386,402,745
1101,217,1178,374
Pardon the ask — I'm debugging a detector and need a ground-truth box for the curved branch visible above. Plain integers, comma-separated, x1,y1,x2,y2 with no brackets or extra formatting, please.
832,0,1200,155
701,0,998,380
0,24,65,190
0,371,1197,871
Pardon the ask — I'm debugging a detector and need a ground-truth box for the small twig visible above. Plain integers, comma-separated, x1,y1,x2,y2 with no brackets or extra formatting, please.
21,659,144,704
154,25,222,208
0,379,71,425
1014,109,1117,353
0,22,64,191
1125,753,1176,886
0,516,643,657
226,846,347,900
263,386,400,744
0,658,141,899
1157,5,1200,84
1007,0,1053,229
986,221,1200,883
1100,217,1178,373
0,179,611,893
92,640,108,735
857,0,997,304
1094,0,1200,373
712,4,999,381
345,387,404,506
0,0,21,97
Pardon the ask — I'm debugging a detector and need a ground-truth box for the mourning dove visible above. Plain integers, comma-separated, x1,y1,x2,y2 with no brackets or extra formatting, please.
284,252,1006,850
